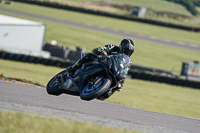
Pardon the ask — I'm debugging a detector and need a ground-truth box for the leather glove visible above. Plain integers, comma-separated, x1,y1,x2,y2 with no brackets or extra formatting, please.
98,50,108,58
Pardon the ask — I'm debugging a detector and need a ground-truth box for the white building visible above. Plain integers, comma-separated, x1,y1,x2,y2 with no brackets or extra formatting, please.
0,14,49,57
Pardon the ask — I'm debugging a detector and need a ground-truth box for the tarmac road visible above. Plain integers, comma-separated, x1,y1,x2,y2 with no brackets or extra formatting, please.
0,7,200,52
1,80,200,133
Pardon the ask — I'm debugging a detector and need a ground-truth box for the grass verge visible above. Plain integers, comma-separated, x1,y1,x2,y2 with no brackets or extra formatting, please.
0,11,200,74
108,79,200,119
45,0,193,16
0,111,137,133
0,1,200,119
1,59,200,119
0,2,200,45
0,73,43,86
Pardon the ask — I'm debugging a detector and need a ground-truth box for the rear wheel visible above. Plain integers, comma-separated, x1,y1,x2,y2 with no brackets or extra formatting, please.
46,70,67,95
80,77,111,101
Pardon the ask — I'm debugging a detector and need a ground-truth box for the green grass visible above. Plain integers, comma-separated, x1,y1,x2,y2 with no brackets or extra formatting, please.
108,79,200,119
0,59,62,86
66,0,192,16
1,59,200,119
1,10,200,74
0,111,137,133
38,0,200,27
1,2,200,131
0,2,200,45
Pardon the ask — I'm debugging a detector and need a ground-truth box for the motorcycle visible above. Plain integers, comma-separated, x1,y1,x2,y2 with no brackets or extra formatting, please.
46,53,132,101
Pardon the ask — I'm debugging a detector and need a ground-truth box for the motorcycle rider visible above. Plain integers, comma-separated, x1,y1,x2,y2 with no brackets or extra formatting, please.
65,38,135,99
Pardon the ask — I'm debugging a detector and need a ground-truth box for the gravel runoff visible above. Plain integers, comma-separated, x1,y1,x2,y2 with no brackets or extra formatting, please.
0,101,188,133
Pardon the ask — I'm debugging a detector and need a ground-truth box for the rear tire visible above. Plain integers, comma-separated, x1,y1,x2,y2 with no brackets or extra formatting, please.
46,70,66,96
80,78,111,101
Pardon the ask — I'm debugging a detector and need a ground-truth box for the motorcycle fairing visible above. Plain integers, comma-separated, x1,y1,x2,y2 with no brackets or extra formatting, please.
110,57,121,77
107,56,126,79
78,64,106,90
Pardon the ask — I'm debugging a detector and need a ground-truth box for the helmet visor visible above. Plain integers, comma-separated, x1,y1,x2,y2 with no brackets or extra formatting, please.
123,47,134,57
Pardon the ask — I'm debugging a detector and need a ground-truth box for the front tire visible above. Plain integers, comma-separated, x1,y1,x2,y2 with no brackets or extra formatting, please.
80,78,111,101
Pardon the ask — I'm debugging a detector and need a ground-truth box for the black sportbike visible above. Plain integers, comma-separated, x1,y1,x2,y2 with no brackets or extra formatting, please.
46,53,131,101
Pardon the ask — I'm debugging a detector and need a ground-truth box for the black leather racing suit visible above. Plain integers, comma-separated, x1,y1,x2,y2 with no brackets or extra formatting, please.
93,44,120,56
74,44,121,68
71,44,124,100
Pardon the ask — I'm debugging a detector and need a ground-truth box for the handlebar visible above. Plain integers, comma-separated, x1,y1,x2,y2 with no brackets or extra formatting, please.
97,55,110,61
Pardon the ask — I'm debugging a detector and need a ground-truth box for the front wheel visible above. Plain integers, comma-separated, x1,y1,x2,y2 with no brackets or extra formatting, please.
80,77,111,101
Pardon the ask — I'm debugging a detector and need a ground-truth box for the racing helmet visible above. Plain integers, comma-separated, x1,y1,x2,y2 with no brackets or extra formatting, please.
119,38,135,57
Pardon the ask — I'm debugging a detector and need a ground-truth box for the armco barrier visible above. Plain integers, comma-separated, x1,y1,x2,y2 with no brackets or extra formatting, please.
12,0,200,32
130,65,178,77
129,71,200,89
0,51,200,89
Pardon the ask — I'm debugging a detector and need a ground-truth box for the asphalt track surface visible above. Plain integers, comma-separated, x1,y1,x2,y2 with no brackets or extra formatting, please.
1,80,200,133
0,7,200,52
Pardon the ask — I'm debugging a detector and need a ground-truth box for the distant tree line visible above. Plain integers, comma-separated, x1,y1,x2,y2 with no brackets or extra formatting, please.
165,0,200,16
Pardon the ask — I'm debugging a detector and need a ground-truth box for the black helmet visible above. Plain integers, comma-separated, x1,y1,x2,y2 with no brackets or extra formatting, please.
119,38,135,57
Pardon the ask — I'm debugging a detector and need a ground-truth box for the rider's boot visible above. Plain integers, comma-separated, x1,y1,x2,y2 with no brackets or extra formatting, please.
59,60,79,84
67,65,78,75
67,59,83,75
67,53,95,75
60,59,83,84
